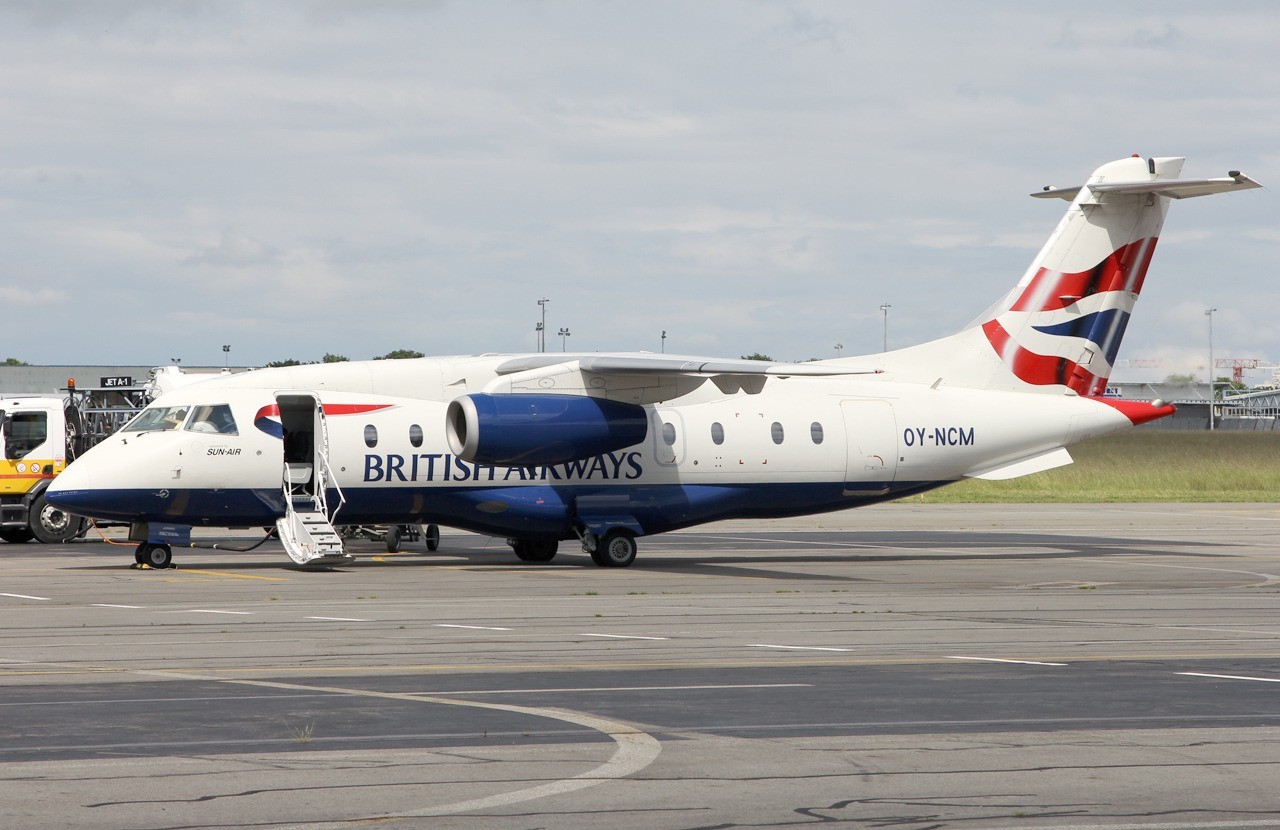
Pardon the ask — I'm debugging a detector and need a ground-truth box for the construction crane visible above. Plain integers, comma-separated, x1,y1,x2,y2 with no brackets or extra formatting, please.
1215,358,1268,385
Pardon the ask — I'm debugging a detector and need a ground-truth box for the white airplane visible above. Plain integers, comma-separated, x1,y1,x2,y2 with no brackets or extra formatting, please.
47,156,1260,570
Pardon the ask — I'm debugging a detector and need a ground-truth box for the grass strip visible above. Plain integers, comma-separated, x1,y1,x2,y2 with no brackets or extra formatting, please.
905,430,1280,503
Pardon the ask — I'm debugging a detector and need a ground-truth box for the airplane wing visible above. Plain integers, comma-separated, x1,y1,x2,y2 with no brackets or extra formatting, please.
497,354,878,377
485,354,879,404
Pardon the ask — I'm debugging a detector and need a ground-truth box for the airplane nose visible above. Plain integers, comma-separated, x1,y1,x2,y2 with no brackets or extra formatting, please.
44,460,97,513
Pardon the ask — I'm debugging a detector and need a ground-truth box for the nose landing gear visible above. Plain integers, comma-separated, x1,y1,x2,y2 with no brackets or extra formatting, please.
133,543,173,569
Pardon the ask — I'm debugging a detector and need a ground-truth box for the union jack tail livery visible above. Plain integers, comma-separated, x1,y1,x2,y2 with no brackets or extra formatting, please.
882,156,1260,393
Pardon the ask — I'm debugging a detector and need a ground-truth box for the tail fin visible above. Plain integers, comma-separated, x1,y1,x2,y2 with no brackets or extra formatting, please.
881,156,1260,393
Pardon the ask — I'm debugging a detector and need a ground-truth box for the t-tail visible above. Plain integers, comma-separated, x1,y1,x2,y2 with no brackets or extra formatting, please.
878,156,1260,393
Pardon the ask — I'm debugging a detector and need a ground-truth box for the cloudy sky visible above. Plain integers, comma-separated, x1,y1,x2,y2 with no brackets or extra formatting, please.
2,1,1277,380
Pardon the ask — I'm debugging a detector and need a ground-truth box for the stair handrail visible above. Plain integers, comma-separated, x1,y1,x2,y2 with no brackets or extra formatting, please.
314,404,346,525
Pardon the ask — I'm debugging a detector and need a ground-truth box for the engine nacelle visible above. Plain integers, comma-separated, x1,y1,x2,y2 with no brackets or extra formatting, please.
446,393,649,466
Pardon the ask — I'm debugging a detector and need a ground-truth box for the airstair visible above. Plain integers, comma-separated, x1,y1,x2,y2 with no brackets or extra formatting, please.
274,397,354,568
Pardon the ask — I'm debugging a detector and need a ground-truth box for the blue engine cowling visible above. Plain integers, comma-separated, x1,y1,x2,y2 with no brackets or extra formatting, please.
446,393,649,466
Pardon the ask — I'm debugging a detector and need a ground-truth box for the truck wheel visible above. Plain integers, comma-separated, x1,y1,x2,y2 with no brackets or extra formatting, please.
30,494,81,544
1,528,35,543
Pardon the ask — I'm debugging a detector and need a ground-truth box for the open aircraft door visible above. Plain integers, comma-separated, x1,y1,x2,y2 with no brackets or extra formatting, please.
273,393,351,568
841,400,897,496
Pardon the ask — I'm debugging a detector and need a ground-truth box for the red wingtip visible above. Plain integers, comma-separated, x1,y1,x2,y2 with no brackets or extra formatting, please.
1090,396,1177,426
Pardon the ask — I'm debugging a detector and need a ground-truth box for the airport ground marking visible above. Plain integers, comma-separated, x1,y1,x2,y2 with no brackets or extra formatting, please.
108,669,662,825
994,820,1280,830
169,569,289,582
435,624,512,631
171,609,253,616
413,683,811,695
305,616,371,622
577,633,669,640
947,656,1068,666
92,604,143,609
1078,557,1280,585
1177,671,1280,684
748,644,852,652
0,593,50,601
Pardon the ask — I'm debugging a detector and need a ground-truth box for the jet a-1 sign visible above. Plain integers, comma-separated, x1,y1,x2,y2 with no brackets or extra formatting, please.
48,156,1261,569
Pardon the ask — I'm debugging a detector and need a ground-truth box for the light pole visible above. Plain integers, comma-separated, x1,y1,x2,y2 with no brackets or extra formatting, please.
222,344,230,368
558,327,571,352
661,330,667,354
1206,307,1218,431
879,304,891,352
537,298,550,352
834,343,843,358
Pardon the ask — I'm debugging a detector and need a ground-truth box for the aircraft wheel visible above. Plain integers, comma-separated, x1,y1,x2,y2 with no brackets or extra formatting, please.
0,527,35,543
598,529,637,568
423,523,440,552
589,546,609,567
525,540,557,562
139,543,173,569
384,526,402,553
134,544,147,565
510,539,557,562
30,494,81,544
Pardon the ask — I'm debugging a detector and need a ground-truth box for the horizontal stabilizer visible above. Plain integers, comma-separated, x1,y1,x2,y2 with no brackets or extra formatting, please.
964,447,1073,481
1032,173,1261,201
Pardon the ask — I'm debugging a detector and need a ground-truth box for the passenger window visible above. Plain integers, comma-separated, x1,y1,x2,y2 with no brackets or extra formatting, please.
3,412,47,459
711,422,724,445
364,425,379,448
662,422,677,446
186,404,238,435
409,424,424,448
771,422,784,444
124,405,191,433
810,422,824,444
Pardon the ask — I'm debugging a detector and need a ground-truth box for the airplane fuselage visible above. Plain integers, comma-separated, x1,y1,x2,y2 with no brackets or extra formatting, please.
50,363,1136,541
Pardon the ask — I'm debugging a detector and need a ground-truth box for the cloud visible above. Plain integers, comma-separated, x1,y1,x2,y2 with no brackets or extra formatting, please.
184,229,280,267
0,286,69,305
0,1,1275,366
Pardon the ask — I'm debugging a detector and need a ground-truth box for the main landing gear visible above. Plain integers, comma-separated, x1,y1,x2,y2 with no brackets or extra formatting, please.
584,528,638,568
508,538,558,562
506,529,639,567
134,542,173,569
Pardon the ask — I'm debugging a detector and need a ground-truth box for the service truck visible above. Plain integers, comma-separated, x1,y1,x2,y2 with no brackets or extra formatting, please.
1,375,159,543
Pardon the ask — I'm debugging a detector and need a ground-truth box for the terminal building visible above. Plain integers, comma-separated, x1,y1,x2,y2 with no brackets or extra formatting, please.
0,365,241,396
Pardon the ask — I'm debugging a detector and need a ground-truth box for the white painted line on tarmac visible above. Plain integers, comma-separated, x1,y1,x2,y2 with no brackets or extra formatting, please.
947,656,1068,666
175,610,252,615
305,616,371,622
577,633,669,640
748,644,852,652
435,624,512,631
1177,671,1280,683
417,683,812,695
0,593,50,601
92,604,142,609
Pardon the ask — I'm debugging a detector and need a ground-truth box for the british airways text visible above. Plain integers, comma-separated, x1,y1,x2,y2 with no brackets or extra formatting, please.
364,451,644,483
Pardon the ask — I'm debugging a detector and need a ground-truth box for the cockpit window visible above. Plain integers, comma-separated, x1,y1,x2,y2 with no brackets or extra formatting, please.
186,404,238,435
123,405,192,433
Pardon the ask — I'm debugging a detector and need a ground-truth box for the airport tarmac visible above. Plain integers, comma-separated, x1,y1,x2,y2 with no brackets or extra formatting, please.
2,502,1280,830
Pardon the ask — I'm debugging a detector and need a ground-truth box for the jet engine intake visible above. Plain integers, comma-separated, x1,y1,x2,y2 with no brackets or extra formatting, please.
446,393,648,466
